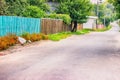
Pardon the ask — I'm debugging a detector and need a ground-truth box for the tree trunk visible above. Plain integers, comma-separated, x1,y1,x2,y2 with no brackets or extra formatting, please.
70,21,73,31
71,21,77,32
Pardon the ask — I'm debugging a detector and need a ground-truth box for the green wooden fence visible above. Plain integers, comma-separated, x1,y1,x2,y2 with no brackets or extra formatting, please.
0,16,41,36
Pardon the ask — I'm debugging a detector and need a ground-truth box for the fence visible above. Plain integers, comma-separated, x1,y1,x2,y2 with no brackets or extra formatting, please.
41,18,70,34
77,24,83,30
0,16,83,36
0,16,41,36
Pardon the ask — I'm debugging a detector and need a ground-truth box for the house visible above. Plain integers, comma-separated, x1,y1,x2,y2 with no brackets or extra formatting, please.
83,16,98,29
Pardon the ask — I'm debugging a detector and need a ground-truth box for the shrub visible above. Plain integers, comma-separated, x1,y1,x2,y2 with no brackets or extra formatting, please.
21,33,48,42
21,32,31,40
0,37,8,50
4,34,18,46
44,13,71,25
39,33,49,40
0,34,18,50
23,6,45,18
30,33,42,42
0,33,48,51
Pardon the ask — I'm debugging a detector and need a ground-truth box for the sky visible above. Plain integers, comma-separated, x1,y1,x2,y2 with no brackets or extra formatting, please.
90,0,105,4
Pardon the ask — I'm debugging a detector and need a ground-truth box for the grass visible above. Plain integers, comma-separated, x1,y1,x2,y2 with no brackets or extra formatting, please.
48,29,93,41
72,29,93,35
48,26,112,41
48,32,72,41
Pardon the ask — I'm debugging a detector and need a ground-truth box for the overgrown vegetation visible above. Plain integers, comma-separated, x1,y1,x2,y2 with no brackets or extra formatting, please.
21,33,48,42
0,34,18,50
0,33,48,51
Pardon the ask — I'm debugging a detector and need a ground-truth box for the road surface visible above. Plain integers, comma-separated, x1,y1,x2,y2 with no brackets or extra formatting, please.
0,23,120,80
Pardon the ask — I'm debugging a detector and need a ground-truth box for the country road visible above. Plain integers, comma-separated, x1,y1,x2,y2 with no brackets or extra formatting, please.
0,23,120,80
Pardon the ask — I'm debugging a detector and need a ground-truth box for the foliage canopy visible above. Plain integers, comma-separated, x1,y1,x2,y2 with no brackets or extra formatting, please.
55,0,92,23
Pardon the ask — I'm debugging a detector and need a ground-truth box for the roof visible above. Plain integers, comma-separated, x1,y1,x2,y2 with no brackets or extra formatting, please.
88,16,98,19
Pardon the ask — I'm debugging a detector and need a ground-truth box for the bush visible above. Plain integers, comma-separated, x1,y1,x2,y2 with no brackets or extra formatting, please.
21,32,31,40
39,33,49,40
21,33,48,42
0,38,8,50
0,33,48,51
0,34,18,50
44,13,71,25
4,34,18,46
30,33,42,42
23,6,45,18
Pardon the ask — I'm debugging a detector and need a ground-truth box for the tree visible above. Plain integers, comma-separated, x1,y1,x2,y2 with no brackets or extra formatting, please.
5,0,28,16
22,6,45,18
0,0,7,15
91,1,117,26
108,0,120,18
2,0,49,16
47,0,68,2
27,0,50,12
55,0,92,32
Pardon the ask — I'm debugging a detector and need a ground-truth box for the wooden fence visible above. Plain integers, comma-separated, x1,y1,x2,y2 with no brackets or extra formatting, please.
77,24,83,30
41,18,70,34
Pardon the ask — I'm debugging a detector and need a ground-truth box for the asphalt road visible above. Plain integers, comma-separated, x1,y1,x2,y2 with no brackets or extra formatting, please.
0,23,120,80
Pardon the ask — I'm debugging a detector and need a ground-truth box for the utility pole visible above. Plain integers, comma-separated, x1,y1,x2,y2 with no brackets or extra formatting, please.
96,0,99,17
104,17,106,26
96,0,102,28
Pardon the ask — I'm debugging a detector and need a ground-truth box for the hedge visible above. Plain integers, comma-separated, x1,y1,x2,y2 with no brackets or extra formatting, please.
45,13,71,25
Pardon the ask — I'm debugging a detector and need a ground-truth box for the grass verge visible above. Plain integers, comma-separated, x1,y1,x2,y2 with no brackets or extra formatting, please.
48,29,93,41
48,32,72,41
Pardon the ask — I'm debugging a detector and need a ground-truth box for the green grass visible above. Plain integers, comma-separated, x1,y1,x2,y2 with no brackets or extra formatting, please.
72,29,93,35
48,26,112,41
48,29,93,41
48,26,113,41
48,32,72,41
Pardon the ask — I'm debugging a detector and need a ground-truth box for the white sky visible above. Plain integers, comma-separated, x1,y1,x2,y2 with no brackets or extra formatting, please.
90,0,105,4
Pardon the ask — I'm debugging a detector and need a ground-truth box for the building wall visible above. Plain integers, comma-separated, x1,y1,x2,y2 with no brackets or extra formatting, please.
83,18,96,29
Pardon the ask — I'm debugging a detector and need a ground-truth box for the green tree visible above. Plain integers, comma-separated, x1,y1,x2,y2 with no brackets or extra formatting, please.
0,0,7,15
55,0,92,32
47,0,68,2
92,1,116,26
5,0,28,16
27,0,50,12
108,0,120,18
22,6,45,18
